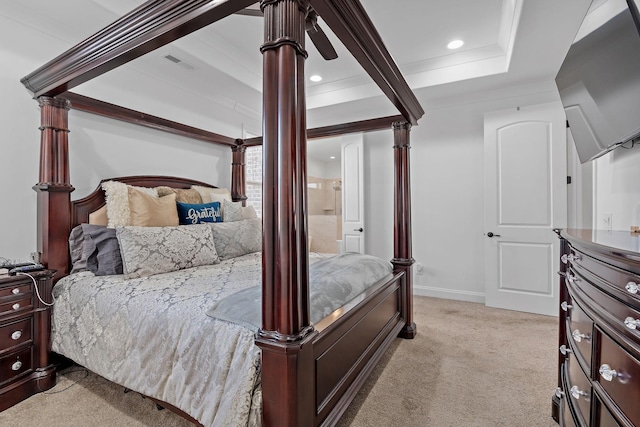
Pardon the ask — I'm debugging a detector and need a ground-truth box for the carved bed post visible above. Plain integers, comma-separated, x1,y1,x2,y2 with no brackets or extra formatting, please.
33,96,74,281
231,139,247,206
391,121,417,339
255,1,315,426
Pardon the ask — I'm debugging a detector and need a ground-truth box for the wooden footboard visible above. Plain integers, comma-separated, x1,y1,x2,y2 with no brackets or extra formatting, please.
312,272,405,426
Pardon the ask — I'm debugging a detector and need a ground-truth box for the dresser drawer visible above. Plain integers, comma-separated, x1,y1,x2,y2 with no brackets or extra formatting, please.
566,353,591,426
565,293,593,370
597,329,640,426
0,346,32,385
561,365,580,427
0,283,31,299
0,317,33,354
0,296,33,318
571,248,640,301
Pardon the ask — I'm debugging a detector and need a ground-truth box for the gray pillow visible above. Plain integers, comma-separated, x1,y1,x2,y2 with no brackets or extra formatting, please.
208,218,261,260
116,224,219,279
69,224,123,275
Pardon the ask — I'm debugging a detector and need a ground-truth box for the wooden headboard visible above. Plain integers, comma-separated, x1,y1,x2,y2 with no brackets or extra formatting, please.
71,175,219,228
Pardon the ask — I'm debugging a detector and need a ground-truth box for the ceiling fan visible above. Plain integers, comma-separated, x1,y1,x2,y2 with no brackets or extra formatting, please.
235,4,338,60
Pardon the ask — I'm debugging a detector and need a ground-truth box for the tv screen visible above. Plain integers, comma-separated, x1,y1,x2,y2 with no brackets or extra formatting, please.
556,0,640,163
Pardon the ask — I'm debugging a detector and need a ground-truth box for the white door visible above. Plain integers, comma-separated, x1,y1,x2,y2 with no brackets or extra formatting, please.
341,133,365,253
484,103,567,316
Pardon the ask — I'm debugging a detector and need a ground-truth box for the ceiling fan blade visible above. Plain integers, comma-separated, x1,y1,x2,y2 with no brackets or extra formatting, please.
234,6,262,17
307,24,338,60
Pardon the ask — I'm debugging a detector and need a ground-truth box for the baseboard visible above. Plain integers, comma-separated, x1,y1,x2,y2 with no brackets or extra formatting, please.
413,284,485,304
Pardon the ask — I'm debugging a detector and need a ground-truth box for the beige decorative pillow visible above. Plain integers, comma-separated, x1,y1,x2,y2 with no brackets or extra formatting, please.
155,186,203,204
89,205,108,226
192,185,231,203
102,181,157,227
128,188,179,227
241,205,258,219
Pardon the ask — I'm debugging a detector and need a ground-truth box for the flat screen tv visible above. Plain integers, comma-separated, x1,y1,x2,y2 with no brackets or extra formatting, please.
556,0,640,163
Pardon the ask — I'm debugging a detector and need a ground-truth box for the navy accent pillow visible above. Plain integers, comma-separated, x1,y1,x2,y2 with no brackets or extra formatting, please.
177,201,222,225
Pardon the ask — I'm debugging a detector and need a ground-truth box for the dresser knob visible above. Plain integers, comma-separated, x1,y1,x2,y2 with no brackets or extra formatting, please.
599,364,618,382
561,254,569,264
12,303,20,311
555,387,564,398
559,345,572,355
626,282,639,295
11,330,22,340
561,253,582,264
624,317,640,330
572,329,591,343
570,385,589,400
567,274,580,284
11,361,22,371
561,301,573,312
11,288,20,295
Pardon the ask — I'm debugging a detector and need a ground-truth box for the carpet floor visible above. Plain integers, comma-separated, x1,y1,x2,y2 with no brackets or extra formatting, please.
0,296,559,426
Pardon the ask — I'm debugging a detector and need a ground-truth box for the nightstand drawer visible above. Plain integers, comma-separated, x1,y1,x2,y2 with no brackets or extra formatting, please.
0,347,32,385
0,283,31,299
0,317,33,353
0,297,33,317
597,329,640,426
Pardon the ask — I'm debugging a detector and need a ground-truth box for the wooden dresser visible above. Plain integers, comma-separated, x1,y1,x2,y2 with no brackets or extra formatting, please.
553,229,640,426
0,270,56,411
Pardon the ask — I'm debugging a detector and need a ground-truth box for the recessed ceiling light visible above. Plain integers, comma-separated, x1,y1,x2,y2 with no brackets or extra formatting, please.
309,75,323,82
447,40,464,50
330,156,336,159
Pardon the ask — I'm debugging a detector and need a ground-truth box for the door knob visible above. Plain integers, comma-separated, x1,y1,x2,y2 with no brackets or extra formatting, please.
354,228,363,232
486,232,501,238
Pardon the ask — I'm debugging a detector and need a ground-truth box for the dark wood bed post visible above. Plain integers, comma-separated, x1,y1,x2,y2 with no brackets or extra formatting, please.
255,1,315,426
391,121,417,339
33,96,74,281
231,139,247,206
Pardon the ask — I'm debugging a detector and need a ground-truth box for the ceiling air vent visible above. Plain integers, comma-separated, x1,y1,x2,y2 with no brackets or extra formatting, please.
163,54,195,70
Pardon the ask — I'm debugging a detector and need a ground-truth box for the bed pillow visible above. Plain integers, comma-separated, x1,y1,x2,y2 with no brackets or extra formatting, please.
155,186,203,204
176,201,222,224
116,224,219,279
241,205,258,219
208,218,261,260
69,224,123,276
128,188,179,227
88,205,108,226
222,199,243,222
191,185,231,204
102,181,158,227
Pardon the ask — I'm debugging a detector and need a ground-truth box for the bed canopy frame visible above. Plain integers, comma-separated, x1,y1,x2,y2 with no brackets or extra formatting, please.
21,1,424,426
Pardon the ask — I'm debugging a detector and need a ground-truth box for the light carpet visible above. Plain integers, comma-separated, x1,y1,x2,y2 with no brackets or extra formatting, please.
0,296,559,426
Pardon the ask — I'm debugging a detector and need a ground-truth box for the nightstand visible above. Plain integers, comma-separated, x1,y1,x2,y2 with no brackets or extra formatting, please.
0,270,56,411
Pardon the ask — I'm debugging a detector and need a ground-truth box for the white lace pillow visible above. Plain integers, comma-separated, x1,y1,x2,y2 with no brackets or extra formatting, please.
223,199,243,222
116,224,219,278
102,181,158,227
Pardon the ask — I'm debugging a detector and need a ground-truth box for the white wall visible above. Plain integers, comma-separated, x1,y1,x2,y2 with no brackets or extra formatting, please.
0,15,234,262
594,143,640,230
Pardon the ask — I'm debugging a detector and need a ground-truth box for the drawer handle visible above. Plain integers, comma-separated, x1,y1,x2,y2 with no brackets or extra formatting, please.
624,317,640,330
559,345,572,356
11,361,22,371
572,329,591,343
561,301,573,312
555,387,564,398
12,288,20,295
12,303,20,311
567,274,580,284
570,385,589,400
599,364,618,382
11,330,22,340
561,253,582,264
626,282,639,295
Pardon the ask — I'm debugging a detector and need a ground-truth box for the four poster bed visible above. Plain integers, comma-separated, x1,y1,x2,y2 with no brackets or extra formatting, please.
18,0,424,426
